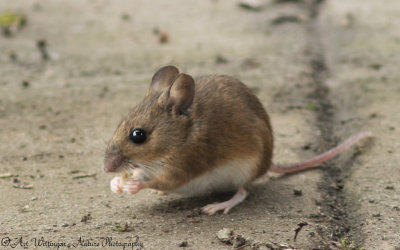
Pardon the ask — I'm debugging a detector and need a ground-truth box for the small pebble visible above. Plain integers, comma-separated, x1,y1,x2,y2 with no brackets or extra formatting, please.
178,241,188,247
158,32,169,43
215,55,229,64
293,189,302,196
217,228,233,243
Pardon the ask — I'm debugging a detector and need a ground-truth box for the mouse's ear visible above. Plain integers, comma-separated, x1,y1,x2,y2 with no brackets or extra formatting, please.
147,66,179,97
159,73,195,115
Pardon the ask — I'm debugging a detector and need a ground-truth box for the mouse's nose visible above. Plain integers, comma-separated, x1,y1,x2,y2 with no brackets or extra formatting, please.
103,147,126,173
103,163,115,173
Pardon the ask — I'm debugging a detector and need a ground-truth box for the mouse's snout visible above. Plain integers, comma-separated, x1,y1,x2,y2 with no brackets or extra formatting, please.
103,146,127,173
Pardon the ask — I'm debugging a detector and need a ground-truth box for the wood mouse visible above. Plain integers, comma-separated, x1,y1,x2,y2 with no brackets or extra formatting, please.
103,65,371,215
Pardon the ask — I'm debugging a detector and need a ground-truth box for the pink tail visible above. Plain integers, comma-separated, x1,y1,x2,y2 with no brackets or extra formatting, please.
269,131,372,174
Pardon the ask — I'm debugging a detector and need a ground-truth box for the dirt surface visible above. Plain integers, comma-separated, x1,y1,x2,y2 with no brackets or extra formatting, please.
0,0,399,249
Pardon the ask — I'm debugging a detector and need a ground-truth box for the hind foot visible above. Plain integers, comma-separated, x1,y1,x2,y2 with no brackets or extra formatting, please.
202,187,247,215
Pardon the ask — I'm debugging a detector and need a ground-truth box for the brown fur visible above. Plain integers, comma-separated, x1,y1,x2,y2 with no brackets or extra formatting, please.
104,66,274,192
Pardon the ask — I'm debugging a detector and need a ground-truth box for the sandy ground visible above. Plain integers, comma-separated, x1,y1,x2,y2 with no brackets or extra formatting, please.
0,0,399,249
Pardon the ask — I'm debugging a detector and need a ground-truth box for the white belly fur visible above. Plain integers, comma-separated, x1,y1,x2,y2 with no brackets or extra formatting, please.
174,157,257,196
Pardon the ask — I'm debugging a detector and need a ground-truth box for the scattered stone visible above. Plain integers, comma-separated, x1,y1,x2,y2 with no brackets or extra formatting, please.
61,223,69,227
215,54,229,64
372,213,380,218
271,15,302,25
217,228,234,244
216,228,250,247
265,242,274,249
293,189,302,196
81,213,92,223
178,241,188,247
13,182,33,189
189,218,202,224
309,213,326,219
37,39,49,60
238,0,265,11
22,205,30,212
31,196,38,201
265,241,295,249
232,234,247,248
329,182,343,190
385,185,394,190
158,32,169,44
250,242,262,249
0,173,15,178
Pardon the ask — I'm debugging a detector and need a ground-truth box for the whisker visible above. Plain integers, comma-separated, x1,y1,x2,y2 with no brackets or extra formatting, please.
139,164,159,177
157,158,185,175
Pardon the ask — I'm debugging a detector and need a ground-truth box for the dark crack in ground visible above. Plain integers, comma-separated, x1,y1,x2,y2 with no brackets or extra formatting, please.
303,0,366,248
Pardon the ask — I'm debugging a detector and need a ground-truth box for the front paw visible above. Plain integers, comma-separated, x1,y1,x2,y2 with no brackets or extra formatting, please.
110,176,123,194
122,180,146,195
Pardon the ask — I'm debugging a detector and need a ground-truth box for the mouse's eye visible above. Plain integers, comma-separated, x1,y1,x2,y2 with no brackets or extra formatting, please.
129,128,147,144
